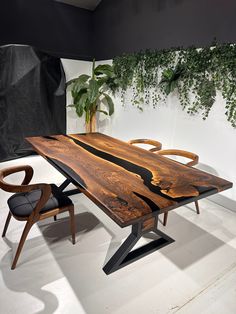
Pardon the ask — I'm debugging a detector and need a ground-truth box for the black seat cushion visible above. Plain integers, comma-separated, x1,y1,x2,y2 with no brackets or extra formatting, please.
8,184,72,218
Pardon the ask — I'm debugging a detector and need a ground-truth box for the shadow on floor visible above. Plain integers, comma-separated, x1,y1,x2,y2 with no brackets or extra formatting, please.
0,212,99,314
42,207,236,313
1,207,236,314
38,212,100,244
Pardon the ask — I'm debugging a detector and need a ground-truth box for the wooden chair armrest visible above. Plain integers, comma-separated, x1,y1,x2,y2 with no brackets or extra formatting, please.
128,139,162,151
156,149,199,166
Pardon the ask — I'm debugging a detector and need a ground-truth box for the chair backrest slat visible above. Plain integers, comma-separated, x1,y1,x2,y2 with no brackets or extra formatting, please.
128,138,162,152
155,149,199,167
0,165,34,193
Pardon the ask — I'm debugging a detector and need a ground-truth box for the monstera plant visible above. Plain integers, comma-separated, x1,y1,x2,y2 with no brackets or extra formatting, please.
67,60,117,132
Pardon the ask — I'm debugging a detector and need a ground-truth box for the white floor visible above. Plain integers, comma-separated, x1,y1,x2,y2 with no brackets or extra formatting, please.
0,156,236,314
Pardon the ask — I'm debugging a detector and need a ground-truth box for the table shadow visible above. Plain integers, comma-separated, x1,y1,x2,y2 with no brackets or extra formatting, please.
1,205,236,314
37,204,236,314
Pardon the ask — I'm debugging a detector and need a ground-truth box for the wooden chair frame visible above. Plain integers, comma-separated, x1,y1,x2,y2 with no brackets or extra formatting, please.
0,165,75,269
155,149,200,226
128,138,162,152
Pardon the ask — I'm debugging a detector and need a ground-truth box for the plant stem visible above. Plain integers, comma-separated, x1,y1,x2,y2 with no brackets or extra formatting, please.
92,58,95,80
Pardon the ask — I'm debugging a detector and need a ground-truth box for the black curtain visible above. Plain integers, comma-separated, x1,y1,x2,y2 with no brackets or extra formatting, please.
0,44,66,162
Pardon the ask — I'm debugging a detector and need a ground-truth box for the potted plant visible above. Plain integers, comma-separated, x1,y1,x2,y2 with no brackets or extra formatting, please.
67,59,117,132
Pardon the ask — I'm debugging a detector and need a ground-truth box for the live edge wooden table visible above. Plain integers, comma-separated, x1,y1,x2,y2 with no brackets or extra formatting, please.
26,133,233,275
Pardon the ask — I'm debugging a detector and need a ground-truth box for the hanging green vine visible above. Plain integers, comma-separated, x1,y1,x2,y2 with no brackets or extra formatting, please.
111,42,236,127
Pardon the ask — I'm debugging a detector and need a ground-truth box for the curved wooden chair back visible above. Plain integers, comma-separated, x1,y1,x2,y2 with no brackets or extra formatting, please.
128,138,162,152
154,149,200,226
0,165,34,190
156,149,199,167
0,165,51,218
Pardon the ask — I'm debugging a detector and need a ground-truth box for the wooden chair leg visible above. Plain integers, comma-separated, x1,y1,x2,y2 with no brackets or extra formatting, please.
195,201,200,214
54,215,57,221
11,220,34,270
162,201,199,228
163,212,168,226
2,211,12,237
68,207,76,245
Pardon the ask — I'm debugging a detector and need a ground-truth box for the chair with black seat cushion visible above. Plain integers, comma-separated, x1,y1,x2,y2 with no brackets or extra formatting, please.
155,149,200,226
0,165,76,269
128,138,162,152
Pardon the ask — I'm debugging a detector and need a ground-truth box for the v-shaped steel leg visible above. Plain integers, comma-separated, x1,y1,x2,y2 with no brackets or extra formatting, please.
58,178,82,196
103,216,174,275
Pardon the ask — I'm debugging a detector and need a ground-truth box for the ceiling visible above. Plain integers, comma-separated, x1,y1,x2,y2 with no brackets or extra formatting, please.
55,0,102,11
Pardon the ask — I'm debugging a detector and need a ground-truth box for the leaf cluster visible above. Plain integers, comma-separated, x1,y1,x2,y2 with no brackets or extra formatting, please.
67,60,116,123
112,43,236,127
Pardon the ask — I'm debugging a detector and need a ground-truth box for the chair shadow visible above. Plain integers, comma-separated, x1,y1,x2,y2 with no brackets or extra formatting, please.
38,212,100,245
0,212,99,314
196,162,219,175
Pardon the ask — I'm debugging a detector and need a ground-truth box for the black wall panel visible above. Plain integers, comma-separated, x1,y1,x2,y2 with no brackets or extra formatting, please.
0,0,93,60
1,1,236,61
93,0,236,60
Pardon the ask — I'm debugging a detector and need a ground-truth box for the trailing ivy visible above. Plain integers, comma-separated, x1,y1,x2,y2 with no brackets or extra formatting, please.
111,43,236,127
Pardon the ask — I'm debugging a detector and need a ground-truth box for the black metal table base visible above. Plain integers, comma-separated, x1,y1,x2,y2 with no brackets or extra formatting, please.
58,179,174,275
58,178,81,196
103,217,174,275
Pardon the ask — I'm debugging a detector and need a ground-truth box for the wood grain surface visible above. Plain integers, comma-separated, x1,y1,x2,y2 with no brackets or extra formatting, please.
26,133,232,227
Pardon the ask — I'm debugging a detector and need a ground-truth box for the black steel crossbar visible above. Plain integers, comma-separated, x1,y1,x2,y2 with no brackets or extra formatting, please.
103,218,174,275
58,178,81,196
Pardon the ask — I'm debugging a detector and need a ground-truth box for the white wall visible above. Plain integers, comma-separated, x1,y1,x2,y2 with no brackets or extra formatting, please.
61,59,92,134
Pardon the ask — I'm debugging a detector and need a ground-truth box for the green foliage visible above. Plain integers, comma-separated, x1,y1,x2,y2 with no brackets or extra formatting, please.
159,64,184,95
112,43,236,127
67,60,116,124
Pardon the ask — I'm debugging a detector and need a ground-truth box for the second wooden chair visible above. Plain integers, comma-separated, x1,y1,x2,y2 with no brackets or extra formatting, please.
155,149,200,226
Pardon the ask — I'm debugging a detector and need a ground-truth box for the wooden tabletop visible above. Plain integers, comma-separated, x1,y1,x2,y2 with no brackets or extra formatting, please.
26,133,232,227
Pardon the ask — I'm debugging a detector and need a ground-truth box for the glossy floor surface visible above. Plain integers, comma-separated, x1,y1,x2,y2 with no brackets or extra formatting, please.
0,156,236,314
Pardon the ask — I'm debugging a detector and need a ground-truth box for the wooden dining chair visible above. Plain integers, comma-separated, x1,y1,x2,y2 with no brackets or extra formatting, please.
0,165,76,269
128,138,162,152
155,149,200,226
